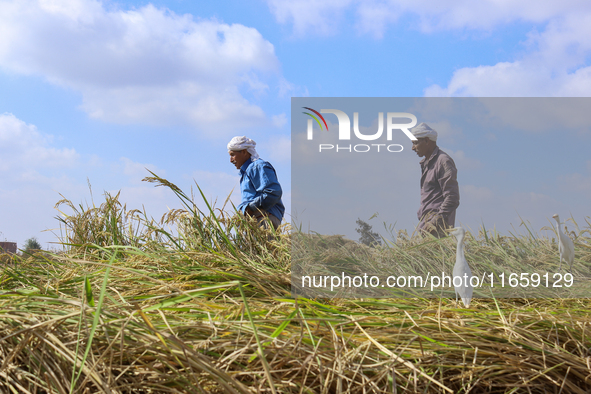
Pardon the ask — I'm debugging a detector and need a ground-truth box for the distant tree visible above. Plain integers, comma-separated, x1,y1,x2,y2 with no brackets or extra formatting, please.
23,237,42,254
355,219,382,247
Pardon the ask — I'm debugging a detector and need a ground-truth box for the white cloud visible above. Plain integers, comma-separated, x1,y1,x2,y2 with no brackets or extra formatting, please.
267,0,591,96
0,113,83,248
354,1,399,39
390,0,589,33
266,0,354,36
441,149,481,171
0,113,79,174
119,157,165,184
80,83,267,131
0,0,281,133
559,173,591,193
278,78,309,98
266,135,291,163
267,0,591,36
422,120,461,141
462,184,493,201
423,60,591,97
557,162,591,197
271,113,288,128
423,12,591,97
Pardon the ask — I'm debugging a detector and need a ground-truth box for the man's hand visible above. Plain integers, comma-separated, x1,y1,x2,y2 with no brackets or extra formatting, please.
430,213,446,228
422,213,448,237
245,206,255,216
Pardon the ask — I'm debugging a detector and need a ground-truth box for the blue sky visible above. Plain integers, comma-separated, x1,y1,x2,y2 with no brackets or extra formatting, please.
1,0,590,248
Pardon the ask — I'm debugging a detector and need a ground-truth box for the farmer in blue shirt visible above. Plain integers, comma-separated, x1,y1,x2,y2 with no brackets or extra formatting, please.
228,136,284,230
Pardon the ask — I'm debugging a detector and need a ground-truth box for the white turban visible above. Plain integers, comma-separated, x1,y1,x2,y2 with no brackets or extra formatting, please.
410,122,438,141
227,136,260,161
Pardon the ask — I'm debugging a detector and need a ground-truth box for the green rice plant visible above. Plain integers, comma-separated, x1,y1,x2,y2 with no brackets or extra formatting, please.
2,246,591,393
292,216,591,299
53,174,291,277
2,183,590,392
54,190,146,253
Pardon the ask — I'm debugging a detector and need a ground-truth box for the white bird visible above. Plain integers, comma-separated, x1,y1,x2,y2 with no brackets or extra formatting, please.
447,227,473,307
552,214,575,272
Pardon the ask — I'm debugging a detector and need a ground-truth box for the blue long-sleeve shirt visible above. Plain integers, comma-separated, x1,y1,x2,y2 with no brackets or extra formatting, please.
238,157,285,221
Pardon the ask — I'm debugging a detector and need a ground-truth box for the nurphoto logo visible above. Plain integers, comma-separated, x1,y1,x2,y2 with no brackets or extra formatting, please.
303,107,418,153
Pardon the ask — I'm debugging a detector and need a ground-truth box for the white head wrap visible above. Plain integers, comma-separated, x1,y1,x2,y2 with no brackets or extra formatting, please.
227,136,260,161
410,123,438,141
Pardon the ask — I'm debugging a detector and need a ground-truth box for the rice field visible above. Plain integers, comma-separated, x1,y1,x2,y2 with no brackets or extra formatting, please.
1,175,591,393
